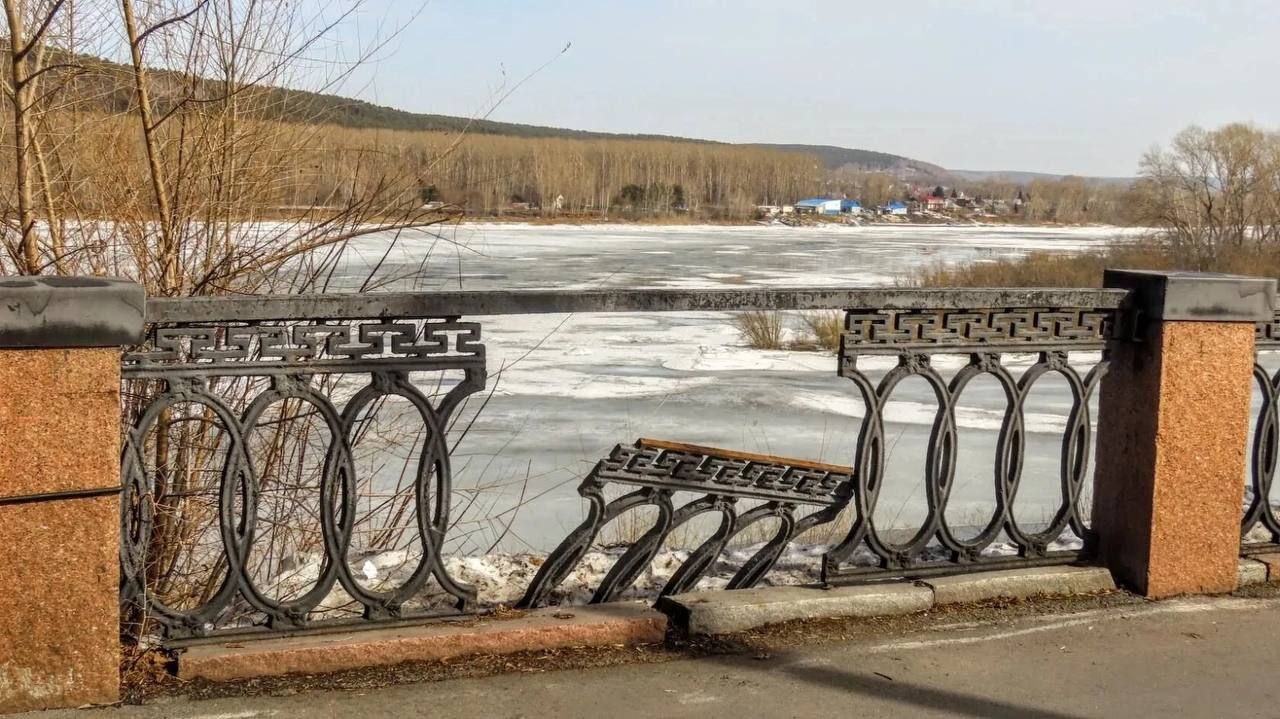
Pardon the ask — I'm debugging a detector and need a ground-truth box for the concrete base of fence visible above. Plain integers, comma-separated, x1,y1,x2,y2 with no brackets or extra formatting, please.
1238,558,1271,586
177,602,666,683
659,583,934,635
660,566,1119,636
1245,553,1280,582
924,566,1116,606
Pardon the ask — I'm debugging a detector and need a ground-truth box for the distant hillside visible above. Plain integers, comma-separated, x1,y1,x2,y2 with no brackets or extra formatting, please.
53,50,1111,186
750,143,949,177
285,94,957,180
950,169,1136,187
272,88,722,143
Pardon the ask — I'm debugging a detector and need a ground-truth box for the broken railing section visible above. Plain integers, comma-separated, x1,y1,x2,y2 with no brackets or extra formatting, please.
120,313,486,639
119,287,1144,636
519,439,853,608
823,306,1115,583
1243,310,1280,550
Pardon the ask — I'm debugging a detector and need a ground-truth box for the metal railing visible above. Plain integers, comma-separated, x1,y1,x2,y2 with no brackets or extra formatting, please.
1244,312,1280,550
119,286,1130,641
824,305,1115,582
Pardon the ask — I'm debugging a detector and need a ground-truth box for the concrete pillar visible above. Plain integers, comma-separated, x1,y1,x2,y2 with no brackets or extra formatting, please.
0,278,143,713
1093,270,1277,598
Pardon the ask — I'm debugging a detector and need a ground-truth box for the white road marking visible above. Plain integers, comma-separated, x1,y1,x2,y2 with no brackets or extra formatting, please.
677,690,722,705
859,597,1273,655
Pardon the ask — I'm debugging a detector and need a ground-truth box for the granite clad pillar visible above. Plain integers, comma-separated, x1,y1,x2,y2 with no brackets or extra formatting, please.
1093,270,1277,598
0,278,143,713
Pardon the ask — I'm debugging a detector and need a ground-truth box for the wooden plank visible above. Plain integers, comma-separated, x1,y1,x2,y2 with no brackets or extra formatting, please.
637,438,852,475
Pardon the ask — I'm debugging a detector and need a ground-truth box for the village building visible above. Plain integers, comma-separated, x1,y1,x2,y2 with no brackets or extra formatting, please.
795,198,842,215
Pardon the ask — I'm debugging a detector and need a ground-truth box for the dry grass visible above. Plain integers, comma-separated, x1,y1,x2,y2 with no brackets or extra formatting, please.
801,311,844,352
730,311,844,354
732,310,784,350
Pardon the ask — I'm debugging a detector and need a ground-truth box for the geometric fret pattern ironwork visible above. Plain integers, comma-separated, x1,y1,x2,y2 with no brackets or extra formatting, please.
842,307,1111,354
519,439,854,607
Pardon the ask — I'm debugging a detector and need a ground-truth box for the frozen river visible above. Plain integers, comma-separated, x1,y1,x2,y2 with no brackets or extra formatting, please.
330,223,1143,554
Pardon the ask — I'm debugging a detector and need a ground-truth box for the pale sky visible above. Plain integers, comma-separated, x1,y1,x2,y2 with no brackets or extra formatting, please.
338,0,1280,177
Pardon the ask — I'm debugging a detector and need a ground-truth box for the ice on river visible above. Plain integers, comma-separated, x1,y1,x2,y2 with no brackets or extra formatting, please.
320,223,1141,555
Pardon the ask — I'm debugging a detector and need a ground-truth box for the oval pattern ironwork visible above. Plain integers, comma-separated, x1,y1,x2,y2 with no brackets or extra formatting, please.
120,318,485,639
824,305,1114,583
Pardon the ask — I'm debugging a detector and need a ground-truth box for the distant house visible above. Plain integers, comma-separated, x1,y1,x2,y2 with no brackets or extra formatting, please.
883,201,909,215
840,199,863,215
924,196,946,211
795,198,842,215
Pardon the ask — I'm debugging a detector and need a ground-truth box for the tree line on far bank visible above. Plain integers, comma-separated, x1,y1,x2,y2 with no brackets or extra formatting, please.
919,123,1280,287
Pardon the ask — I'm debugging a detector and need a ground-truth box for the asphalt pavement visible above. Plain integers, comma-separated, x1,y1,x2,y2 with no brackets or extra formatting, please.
26,593,1280,719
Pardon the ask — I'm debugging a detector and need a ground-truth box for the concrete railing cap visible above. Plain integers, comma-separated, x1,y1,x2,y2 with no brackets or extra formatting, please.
1103,268,1277,323
0,276,144,348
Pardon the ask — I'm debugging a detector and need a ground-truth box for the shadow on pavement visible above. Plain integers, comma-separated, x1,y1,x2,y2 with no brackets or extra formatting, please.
702,648,1087,719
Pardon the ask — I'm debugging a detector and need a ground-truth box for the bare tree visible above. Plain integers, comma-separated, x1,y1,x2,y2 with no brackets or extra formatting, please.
1134,123,1280,268
1,0,446,294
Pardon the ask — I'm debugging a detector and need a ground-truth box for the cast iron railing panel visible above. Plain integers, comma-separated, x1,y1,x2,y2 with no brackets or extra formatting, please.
519,439,853,607
823,306,1112,583
120,315,485,639
122,287,1135,632
1243,311,1280,549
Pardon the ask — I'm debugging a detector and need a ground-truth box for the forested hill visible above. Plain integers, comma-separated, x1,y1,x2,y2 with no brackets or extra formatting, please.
49,47,942,175
748,143,949,175
272,87,711,142
277,89,933,174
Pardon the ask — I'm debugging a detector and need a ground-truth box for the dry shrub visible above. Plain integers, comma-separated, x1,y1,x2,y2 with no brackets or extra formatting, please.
914,239,1280,289
733,310,784,349
911,238,1165,288
800,311,843,352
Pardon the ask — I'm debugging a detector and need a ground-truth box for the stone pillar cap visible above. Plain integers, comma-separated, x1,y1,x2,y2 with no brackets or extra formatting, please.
1103,269,1277,323
0,277,144,348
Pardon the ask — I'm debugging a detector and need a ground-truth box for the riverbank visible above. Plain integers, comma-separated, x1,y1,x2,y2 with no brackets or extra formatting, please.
457,212,1131,231
914,235,1280,287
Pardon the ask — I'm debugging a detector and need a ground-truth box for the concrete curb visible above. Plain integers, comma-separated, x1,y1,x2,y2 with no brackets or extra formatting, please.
1238,558,1269,586
1246,552,1280,582
660,565,1120,636
659,583,933,635
923,566,1116,605
176,561,1273,683
177,602,666,683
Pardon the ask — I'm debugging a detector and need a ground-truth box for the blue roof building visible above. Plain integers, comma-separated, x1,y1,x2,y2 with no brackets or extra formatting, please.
796,198,842,215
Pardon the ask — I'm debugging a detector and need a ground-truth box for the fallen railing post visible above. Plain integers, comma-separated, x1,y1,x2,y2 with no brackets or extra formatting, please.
1093,270,1277,598
0,278,144,713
